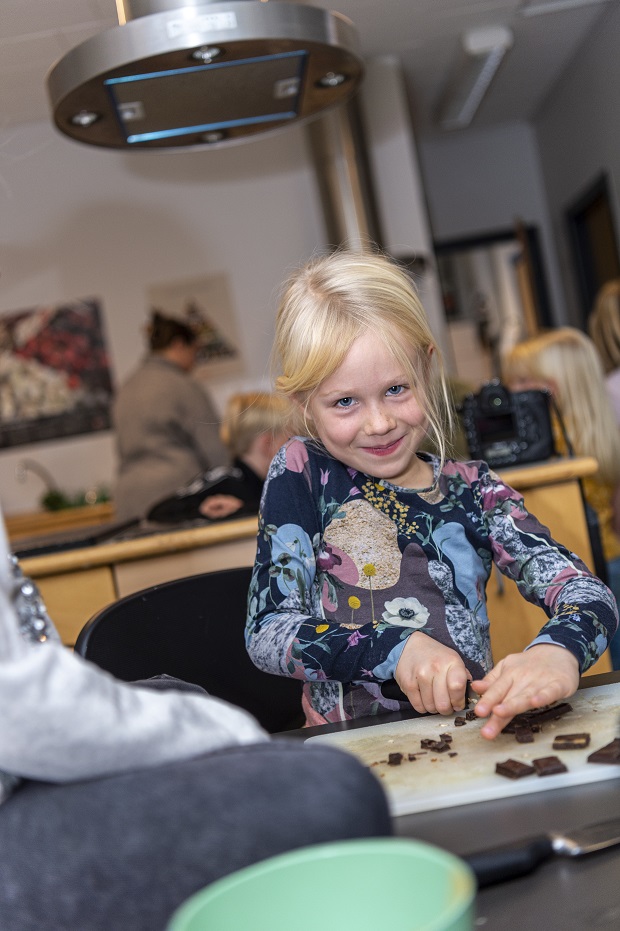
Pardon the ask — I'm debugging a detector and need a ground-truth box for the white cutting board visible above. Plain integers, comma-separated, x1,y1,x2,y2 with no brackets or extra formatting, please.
306,683,620,816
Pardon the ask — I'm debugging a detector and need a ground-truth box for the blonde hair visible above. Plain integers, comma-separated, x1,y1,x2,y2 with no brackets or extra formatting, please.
589,279,620,373
273,249,453,464
503,327,620,485
220,391,290,459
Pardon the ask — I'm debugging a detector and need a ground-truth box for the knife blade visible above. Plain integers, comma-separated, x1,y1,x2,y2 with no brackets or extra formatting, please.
463,817,620,888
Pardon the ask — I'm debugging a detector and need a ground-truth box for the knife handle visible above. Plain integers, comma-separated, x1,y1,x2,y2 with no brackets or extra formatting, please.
464,836,554,888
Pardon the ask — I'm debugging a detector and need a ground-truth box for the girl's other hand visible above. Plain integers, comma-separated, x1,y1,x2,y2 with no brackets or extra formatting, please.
471,644,580,740
395,631,471,715
199,494,244,519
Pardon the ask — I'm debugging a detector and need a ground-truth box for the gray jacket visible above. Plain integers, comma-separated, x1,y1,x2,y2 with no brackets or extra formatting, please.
113,356,229,520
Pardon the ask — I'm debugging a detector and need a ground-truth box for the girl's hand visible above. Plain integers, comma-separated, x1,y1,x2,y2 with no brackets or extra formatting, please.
471,644,580,740
395,631,471,715
199,494,244,519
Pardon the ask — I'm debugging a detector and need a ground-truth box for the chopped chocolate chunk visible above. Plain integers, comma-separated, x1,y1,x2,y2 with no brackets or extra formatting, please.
503,702,573,733
448,751,458,758
420,738,451,753
407,753,418,762
465,709,477,721
587,738,620,764
552,733,591,751
442,733,453,743
515,726,535,744
454,716,466,726
532,755,568,777
388,752,404,766
495,759,536,780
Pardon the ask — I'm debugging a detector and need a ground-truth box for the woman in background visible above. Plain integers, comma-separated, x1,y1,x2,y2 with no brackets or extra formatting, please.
113,310,229,521
589,278,620,426
147,391,290,523
503,327,620,669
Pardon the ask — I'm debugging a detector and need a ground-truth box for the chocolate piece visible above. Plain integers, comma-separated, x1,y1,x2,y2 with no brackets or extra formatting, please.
387,752,404,766
454,716,466,726
448,751,458,757
495,758,536,780
407,753,418,762
587,738,620,764
552,733,591,751
532,755,568,776
503,702,573,733
465,709,477,721
420,738,451,753
515,726,535,744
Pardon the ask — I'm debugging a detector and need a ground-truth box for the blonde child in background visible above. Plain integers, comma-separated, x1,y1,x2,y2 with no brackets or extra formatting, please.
148,391,290,523
245,251,617,737
503,326,620,669
588,278,620,427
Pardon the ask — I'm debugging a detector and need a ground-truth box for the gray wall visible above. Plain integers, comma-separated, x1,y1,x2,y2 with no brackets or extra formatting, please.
417,121,566,327
534,0,620,325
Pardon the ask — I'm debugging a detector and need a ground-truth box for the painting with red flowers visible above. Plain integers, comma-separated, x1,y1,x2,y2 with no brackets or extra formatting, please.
0,298,113,448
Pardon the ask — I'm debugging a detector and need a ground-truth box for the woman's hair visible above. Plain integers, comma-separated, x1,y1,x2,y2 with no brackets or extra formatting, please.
148,310,197,351
589,279,620,373
503,327,620,485
273,249,453,464
220,392,291,459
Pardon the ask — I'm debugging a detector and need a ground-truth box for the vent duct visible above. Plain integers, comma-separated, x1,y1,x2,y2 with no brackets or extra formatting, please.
46,0,363,150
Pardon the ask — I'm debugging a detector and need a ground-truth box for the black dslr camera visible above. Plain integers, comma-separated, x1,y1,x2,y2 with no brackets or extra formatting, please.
460,380,555,468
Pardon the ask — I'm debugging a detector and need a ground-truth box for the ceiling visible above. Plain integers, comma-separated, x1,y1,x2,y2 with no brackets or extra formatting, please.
1,0,616,141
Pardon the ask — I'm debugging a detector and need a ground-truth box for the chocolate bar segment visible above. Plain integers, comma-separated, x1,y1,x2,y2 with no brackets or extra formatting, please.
532,755,568,776
552,733,591,751
495,758,536,780
587,738,620,764
503,702,573,733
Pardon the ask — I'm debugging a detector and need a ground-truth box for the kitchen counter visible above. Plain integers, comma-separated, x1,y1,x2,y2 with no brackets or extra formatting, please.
18,515,258,645
10,455,610,663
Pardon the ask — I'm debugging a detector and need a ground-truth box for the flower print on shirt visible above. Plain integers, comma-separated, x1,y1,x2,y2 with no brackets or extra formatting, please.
381,596,429,628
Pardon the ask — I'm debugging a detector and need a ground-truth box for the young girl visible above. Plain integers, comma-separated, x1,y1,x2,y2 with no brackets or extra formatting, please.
503,327,620,670
245,251,618,739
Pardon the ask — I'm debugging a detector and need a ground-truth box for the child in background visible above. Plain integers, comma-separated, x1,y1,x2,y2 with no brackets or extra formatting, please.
503,327,620,670
246,251,617,738
588,278,620,427
148,392,290,523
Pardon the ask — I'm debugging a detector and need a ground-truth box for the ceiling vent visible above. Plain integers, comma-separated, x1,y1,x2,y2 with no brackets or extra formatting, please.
46,0,363,150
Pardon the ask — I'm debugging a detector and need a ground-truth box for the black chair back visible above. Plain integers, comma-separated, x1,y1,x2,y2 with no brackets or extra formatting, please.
74,566,304,733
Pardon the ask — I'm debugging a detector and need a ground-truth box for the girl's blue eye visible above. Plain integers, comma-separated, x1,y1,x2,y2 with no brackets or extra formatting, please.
386,385,405,396
336,397,354,408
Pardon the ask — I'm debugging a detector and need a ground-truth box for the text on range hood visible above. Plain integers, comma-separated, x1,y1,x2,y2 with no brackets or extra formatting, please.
46,0,363,150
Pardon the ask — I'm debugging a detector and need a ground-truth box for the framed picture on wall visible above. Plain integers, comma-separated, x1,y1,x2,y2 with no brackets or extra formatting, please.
0,298,114,449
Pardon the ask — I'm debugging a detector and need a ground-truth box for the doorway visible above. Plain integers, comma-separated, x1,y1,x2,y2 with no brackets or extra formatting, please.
434,226,552,390
566,172,620,325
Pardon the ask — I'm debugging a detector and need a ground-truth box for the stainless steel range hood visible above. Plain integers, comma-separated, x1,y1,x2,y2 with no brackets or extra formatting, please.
46,0,363,150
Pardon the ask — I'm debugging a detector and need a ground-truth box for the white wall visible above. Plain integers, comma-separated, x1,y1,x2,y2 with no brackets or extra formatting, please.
416,121,566,326
534,0,620,325
0,120,325,513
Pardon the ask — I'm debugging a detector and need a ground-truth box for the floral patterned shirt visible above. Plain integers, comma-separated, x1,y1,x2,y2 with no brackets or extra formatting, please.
246,438,618,725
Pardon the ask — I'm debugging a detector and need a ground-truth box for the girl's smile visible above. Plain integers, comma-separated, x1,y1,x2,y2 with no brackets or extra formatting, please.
307,332,433,489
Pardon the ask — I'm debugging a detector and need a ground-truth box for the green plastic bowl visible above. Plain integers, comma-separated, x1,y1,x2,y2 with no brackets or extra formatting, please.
167,838,476,931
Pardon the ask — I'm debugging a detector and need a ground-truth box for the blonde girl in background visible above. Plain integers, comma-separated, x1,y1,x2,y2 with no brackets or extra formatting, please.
245,251,617,738
589,278,620,426
503,327,620,669
148,391,290,523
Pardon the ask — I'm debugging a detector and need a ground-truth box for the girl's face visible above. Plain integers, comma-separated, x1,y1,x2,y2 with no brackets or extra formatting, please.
306,331,432,488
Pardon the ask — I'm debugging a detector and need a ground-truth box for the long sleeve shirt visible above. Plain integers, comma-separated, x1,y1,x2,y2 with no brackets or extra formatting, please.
0,513,266,806
246,438,618,725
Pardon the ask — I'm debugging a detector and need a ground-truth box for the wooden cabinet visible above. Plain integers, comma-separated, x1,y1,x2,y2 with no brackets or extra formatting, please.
488,457,611,675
